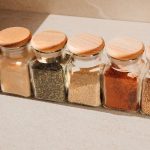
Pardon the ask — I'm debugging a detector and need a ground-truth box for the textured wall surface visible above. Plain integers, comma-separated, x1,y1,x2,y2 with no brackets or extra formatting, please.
0,0,150,22
0,10,48,32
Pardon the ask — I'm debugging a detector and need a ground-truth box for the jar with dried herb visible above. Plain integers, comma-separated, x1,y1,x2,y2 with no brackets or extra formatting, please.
141,47,150,115
67,33,105,107
30,30,69,102
0,27,32,97
103,37,145,112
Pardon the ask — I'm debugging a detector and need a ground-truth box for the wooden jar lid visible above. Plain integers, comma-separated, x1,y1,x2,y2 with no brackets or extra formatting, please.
67,33,105,56
107,37,144,60
0,27,31,47
31,30,67,52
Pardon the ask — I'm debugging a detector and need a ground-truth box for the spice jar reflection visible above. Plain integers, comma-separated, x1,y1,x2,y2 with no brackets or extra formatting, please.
103,37,145,111
0,27,32,97
30,30,69,102
67,33,105,107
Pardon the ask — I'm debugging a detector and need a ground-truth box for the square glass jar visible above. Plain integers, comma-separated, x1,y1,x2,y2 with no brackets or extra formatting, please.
1,46,32,97
68,53,105,107
30,49,70,102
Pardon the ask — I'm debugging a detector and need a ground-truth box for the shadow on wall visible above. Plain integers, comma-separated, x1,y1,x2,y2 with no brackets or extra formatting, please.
0,9,49,33
0,0,150,22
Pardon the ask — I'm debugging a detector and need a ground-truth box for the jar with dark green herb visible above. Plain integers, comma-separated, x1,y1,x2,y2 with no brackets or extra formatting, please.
30,30,69,102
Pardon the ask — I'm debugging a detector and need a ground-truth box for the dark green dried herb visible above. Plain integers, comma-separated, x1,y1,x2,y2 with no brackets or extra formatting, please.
30,60,66,102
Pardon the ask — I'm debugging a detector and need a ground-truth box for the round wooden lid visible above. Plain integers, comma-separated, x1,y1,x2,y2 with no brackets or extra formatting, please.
107,37,144,60
31,30,67,52
0,27,31,47
67,33,105,56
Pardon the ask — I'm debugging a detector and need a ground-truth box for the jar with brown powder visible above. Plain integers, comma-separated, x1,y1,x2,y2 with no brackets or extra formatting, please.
0,27,32,97
103,37,145,112
141,47,150,115
67,33,105,107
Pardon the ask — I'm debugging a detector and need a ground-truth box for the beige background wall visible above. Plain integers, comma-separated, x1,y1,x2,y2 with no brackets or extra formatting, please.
0,0,150,22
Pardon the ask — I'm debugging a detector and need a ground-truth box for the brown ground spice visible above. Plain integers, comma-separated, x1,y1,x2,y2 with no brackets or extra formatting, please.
103,65,139,111
141,78,150,115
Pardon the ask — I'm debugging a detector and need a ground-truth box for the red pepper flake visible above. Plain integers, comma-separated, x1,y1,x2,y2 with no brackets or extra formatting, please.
103,65,139,111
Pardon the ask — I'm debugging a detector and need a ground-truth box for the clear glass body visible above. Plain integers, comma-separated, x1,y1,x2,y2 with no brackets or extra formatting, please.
68,52,105,107
30,49,69,102
141,62,150,115
103,56,144,112
1,45,32,97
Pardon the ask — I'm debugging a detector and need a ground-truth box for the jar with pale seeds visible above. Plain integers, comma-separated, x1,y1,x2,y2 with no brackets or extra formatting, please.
67,33,105,107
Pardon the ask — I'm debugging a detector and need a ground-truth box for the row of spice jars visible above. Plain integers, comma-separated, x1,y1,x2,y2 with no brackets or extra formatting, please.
0,27,150,115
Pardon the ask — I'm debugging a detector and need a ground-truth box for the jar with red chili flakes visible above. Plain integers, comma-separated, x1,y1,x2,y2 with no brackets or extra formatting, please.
103,37,145,112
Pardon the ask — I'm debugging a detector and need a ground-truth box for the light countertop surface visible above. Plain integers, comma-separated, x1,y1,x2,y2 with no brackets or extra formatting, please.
1,11,150,150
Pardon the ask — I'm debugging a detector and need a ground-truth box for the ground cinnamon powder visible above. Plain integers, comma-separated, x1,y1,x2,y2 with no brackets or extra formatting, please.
103,65,139,111
141,78,150,115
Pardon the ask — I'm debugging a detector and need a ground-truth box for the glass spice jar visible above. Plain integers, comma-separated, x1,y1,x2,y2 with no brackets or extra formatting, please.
67,33,105,107
0,27,32,97
103,37,145,112
141,47,150,115
30,30,69,102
